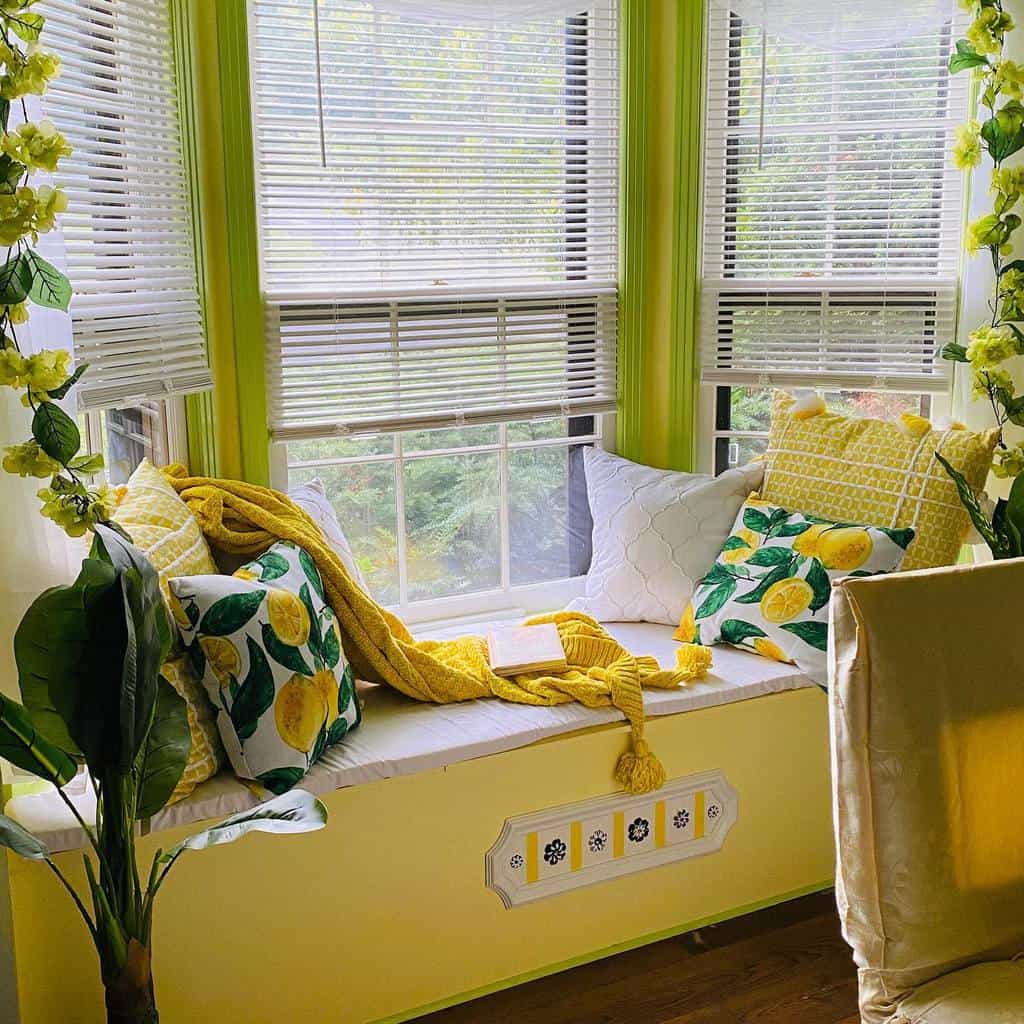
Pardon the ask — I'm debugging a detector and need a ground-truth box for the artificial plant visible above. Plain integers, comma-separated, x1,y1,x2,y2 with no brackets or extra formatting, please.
942,0,1024,556
0,6,329,1023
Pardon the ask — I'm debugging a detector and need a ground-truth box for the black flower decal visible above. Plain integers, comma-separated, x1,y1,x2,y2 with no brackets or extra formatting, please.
707,803,721,820
673,809,690,830
627,817,649,843
588,829,608,853
543,838,567,865
509,853,524,870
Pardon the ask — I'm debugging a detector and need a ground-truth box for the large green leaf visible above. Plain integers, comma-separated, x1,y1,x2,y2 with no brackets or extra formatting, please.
940,342,969,363
1004,472,1024,558
779,620,829,652
9,11,45,43
134,677,190,819
0,693,76,786
24,249,71,311
0,252,31,304
230,637,276,743
93,525,173,771
161,790,328,859
982,114,1024,163
262,622,313,675
949,38,989,73
16,556,123,771
0,152,21,194
0,814,49,861
199,590,265,636
31,401,80,463
935,451,1010,558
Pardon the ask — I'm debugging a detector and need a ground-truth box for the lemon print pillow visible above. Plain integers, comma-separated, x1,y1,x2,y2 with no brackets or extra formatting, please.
168,541,360,794
675,497,913,685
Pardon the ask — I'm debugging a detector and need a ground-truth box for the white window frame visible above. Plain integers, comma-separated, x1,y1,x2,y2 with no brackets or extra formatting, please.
696,4,961,474
80,396,189,484
272,412,611,626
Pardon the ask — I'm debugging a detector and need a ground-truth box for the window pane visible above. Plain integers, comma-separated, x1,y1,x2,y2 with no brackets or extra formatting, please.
403,424,498,454
506,416,597,443
717,435,769,472
727,387,774,433
289,435,393,462
103,402,169,484
291,462,399,604
509,444,591,585
404,452,500,602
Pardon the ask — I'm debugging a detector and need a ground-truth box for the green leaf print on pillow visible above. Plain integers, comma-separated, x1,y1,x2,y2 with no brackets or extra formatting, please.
199,590,266,636
682,496,914,685
167,540,360,794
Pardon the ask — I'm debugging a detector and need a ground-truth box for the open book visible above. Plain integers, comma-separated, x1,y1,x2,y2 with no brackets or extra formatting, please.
487,622,567,677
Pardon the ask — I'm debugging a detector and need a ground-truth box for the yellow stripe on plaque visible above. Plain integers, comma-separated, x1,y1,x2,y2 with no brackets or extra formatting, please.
613,811,625,857
526,832,539,883
570,821,582,871
694,791,706,840
655,800,666,848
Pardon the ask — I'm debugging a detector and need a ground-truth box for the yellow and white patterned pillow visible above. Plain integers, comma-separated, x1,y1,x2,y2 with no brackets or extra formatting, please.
112,458,219,593
161,655,225,805
113,459,225,802
760,392,998,571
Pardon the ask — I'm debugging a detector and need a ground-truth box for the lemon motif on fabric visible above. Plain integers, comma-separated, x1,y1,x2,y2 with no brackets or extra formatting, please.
678,496,915,685
200,636,241,687
760,577,813,623
168,540,361,794
267,588,311,647
275,674,328,752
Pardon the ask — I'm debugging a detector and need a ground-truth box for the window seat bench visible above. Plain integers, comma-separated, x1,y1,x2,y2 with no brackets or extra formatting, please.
5,621,817,853
4,620,833,1024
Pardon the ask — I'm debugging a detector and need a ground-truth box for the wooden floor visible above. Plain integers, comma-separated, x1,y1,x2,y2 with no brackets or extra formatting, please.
420,891,860,1024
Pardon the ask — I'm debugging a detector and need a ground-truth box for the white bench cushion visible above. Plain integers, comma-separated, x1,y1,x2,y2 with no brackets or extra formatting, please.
5,621,815,852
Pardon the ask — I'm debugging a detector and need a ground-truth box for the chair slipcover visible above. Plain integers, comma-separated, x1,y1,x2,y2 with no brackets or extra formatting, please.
830,558,1024,1022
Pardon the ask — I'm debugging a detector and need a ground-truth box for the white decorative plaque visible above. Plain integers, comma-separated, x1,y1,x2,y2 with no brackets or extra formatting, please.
486,770,738,907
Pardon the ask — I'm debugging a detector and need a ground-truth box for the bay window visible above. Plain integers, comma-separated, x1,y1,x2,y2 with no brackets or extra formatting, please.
700,1,968,473
249,0,618,617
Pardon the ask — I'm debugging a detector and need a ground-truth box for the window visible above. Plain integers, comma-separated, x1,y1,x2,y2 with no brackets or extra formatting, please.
250,0,618,613
701,2,967,472
40,0,210,416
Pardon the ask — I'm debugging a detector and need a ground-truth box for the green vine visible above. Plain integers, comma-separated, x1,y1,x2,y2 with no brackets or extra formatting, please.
0,0,113,538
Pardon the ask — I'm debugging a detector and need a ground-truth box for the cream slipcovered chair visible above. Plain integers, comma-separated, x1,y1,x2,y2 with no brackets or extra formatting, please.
831,559,1024,1023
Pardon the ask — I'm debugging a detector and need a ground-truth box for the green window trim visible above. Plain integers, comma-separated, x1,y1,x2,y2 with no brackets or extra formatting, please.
618,0,705,472
174,0,268,485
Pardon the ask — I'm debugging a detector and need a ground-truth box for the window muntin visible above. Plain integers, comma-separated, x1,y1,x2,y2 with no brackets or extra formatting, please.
286,417,596,612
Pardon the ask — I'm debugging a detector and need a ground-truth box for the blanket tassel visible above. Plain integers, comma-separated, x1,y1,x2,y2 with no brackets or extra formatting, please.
615,734,666,795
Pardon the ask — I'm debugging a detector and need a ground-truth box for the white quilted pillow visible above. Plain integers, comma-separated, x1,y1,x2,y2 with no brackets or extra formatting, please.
288,478,371,595
567,449,765,625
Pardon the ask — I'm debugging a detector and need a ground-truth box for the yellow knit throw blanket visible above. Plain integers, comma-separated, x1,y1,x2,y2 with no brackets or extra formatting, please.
163,467,711,793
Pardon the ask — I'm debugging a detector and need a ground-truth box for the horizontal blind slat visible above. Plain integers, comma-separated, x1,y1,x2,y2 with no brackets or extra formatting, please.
39,0,210,411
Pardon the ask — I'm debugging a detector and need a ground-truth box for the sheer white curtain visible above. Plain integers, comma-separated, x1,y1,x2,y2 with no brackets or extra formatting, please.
361,0,594,23
729,0,955,51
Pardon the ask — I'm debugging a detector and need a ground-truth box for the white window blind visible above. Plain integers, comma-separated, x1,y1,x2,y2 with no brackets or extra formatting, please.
701,1,967,393
250,0,618,440
41,0,210,411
